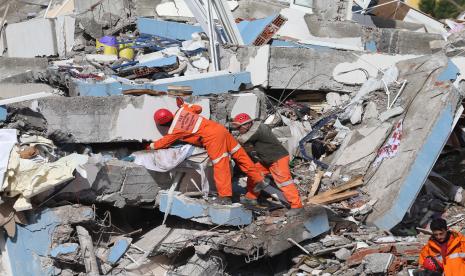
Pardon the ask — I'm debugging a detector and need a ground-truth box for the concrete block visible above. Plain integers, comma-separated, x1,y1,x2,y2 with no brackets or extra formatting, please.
6,18,56,58
55,16,75,57
5,16,75,58
158,191,253,226
73,71,252,96
15,95,210,143
230,93,259,120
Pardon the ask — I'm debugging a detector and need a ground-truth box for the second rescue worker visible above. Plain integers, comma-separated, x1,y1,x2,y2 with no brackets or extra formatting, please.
147,98,268,205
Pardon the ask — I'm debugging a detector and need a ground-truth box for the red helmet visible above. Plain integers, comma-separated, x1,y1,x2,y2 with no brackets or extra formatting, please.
154,109,174,125
233,113,252,127
423,256,443,271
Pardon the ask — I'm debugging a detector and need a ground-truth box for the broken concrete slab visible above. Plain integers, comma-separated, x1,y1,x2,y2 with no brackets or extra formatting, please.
363,253,394,274
10,95,209,143
333,123,392,168
54,159,172,208
268,47,359,92
5,16,75,58
220,206,329,257
365,54,463,230
0,84,55,99
72,71,252,96
277,8,363,51
0,58,48,83
158,191,253,226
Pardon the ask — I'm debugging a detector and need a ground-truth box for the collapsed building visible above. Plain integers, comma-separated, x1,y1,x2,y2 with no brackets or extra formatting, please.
1,0,465,275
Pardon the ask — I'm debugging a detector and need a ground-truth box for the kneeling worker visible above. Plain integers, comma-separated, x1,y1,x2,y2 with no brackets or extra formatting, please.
232,113,303,212
147,100,266,205
419,218,465,275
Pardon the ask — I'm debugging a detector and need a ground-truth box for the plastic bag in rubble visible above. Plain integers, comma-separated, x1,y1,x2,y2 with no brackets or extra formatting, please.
131,145,195,172
279,115,312,157
341,66,399,122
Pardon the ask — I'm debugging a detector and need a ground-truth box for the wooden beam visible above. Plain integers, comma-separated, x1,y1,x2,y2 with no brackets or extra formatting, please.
308,190,359,205
308,170,324,197
311,175,363,200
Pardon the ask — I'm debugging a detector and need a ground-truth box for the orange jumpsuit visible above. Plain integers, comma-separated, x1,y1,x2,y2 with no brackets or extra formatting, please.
419,231,465,275
246,156,303,209
149,104,264,197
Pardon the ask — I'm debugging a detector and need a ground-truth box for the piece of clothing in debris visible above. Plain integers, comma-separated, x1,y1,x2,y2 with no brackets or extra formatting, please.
149,104,264,197
237,122,289,165
419,230,465,276
132,144,195,172
373,119,403,167
245,155,303,209
3,150,89,211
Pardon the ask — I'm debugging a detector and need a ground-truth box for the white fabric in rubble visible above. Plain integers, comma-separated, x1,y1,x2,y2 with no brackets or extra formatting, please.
0,129,17,188
2,151,88,211
341,66,399,122
132,145,195,172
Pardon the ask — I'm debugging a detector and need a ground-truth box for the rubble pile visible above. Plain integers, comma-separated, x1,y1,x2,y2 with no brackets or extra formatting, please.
1,0,465,275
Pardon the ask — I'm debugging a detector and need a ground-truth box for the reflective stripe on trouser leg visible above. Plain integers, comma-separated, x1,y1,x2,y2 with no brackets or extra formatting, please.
212,155,233,197
276,179,294,188
269,156,303,208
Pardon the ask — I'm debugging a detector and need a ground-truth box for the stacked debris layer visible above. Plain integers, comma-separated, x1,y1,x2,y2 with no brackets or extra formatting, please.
1,0,465,275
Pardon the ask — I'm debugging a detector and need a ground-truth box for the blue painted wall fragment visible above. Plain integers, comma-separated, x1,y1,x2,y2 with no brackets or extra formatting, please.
5,207,94,276
0,106,6,121
237,15,276,45
158,191,253,226
74,71,252,96
365,40,377,53
137,18,203,41
373,104,455,230
50,243,79,258
159,192,206,219
438,59,460,82
107,239,130,265
137,55,178,68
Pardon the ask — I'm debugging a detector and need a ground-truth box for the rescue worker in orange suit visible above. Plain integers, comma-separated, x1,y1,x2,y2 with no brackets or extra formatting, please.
419,218,465,276
147,99,266,205
232,113,303,214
